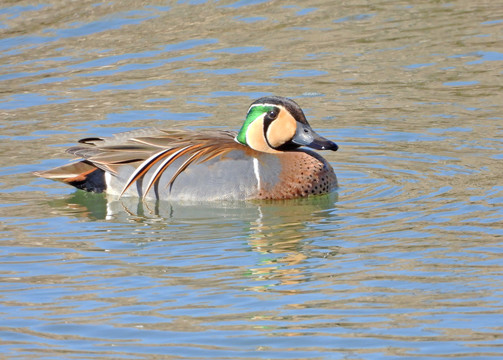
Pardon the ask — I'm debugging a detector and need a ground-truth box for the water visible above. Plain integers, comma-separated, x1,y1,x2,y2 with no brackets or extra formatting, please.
1,1,502,358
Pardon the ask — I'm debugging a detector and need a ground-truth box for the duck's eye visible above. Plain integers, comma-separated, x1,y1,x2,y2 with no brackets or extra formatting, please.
267,109,279,120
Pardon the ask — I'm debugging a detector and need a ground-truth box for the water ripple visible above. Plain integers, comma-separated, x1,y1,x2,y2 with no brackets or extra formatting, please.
1,1,503,358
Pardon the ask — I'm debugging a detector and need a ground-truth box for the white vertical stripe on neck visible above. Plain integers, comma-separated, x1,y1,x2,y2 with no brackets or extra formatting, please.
253,157,261,190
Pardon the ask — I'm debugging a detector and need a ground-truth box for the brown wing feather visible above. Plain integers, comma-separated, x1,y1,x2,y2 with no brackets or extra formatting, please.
118,147,182,197
121,144,203,197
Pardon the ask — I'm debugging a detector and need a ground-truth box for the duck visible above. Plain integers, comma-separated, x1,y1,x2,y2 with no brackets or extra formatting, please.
34,96,339,201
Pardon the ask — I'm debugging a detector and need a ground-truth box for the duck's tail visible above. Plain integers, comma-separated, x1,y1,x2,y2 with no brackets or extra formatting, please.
34,161,106,193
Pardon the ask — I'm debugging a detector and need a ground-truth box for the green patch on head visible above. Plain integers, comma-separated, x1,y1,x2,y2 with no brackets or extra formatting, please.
236,105,274,145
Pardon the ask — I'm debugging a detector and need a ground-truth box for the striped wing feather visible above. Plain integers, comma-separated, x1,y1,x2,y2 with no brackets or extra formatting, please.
67,128,244,198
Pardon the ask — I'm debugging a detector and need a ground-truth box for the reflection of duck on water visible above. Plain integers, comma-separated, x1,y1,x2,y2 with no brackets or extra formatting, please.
35,96,338,201
245,194,340,289
47,190,339,288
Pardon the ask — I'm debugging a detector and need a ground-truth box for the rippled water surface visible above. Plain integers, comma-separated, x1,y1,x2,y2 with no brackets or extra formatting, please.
1,1,503,359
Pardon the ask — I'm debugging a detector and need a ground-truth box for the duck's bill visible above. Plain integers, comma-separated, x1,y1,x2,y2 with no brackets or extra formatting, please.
292,122,339,151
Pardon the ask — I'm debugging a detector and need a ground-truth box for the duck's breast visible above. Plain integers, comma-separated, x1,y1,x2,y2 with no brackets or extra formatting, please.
255,150,338,200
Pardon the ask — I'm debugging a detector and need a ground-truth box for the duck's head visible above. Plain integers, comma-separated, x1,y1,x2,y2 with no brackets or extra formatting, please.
236,96,338,153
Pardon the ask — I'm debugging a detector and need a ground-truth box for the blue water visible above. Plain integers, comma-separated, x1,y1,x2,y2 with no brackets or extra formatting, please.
1,1,503,359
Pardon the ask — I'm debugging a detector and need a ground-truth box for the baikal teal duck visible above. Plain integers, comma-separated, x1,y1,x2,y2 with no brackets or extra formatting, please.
35,96,339,201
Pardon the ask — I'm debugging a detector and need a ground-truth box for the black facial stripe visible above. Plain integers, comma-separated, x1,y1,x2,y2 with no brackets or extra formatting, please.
263,106,280,148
